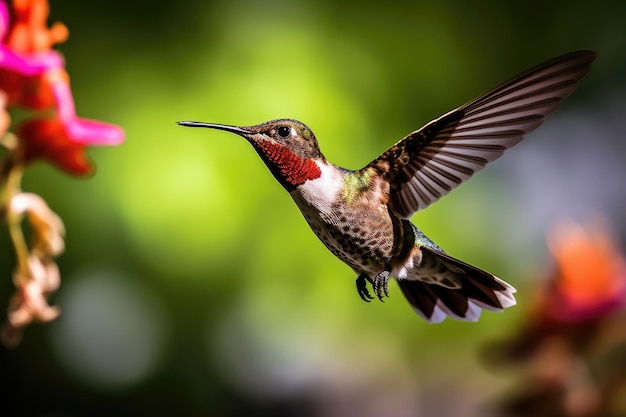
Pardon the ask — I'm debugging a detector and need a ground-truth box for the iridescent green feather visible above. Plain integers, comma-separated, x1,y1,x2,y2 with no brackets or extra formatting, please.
342,168,376,206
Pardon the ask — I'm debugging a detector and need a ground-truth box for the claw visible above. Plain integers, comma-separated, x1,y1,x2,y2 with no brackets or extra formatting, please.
356,273,374,302
373,270,390,301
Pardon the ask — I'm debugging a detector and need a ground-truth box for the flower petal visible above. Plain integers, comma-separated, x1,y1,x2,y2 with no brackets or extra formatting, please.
47,70,125,145
544,219,626,322
19,118,94,175
6,0,68,53
62,117,126,146
0,48,64,75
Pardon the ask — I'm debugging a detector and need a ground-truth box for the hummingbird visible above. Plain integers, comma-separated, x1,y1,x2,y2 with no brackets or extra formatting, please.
178,50,596,323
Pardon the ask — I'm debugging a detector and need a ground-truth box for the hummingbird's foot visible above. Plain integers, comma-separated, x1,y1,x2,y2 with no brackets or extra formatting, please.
373,270,390,301
356,273,374,302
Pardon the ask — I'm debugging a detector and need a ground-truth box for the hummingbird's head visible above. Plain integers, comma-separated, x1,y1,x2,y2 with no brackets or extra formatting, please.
178,118,324,190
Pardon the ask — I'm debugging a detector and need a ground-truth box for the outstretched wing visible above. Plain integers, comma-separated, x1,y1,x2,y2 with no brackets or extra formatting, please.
365,50,597,219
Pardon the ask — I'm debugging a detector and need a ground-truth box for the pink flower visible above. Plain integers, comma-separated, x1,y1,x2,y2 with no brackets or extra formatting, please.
0,0,124,347
0,0,124,175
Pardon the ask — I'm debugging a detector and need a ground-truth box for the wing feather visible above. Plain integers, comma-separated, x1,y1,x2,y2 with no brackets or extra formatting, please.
364,50,596,218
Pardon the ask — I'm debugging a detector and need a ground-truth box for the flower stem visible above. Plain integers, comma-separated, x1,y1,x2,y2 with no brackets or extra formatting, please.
1,152,30,276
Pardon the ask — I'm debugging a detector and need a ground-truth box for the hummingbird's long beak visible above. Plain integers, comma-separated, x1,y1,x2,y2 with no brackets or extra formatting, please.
177,121,252,135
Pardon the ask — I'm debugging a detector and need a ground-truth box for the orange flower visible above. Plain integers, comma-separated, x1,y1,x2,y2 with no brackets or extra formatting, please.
0,0,66,108
542,219,626,322
5,0,68,53
484,220,626,417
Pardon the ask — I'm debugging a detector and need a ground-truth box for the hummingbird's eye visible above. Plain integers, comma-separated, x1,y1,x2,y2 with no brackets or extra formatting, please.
276,126,291,138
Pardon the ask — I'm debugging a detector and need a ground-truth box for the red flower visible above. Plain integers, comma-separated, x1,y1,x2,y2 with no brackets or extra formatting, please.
1,0,124,346
0,0,124,175
19,118,91,175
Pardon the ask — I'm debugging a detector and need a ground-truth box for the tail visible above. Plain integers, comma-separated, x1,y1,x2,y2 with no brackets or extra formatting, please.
398,246,517,323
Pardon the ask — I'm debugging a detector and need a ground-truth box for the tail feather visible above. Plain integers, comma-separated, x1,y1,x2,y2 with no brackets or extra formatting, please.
400,280,438,320
429,285,470,318
398,246,517,322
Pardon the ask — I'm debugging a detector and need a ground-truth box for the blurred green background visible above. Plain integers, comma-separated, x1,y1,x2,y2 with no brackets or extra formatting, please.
2,0,625,416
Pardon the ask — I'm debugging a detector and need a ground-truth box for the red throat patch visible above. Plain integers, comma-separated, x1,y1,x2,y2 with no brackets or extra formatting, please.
255,140,322,187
